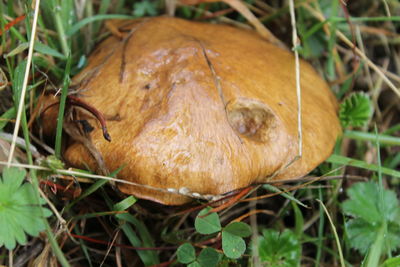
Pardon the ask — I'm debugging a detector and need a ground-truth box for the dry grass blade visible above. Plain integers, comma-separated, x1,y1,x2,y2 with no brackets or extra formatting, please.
7,0,41,166
289,0,302,158
316,199,345,267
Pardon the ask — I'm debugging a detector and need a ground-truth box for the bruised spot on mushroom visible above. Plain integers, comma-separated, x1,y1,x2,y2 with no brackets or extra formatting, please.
226,98,278,142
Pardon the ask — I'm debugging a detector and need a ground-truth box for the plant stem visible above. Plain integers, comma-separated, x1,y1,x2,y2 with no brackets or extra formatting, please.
326,154,400,178
53,4,70,57
20,93,71,267
54,57,71,158
344,130,400,146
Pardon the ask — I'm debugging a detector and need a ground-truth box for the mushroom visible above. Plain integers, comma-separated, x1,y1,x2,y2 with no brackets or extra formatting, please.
43,17,341,205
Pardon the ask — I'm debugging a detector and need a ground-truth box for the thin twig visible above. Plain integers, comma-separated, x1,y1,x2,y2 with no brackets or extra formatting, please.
38,187,67,226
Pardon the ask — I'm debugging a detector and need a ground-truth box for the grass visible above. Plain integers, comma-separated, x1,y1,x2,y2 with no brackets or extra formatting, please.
0,0,400,266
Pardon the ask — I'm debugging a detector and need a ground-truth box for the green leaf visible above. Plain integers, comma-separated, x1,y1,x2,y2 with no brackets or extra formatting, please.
382,256,400,267
339,92,373,128
257,229,301,266
34,42,66,59
116,213,158,265
223,222,252,238
343,182,400,224
198,247,221,267
133,0,158,17
0,107,16,130
188,261,202,267
177,243,196,264
0,167,52,250
221,231,246,259
40,155,65,171
195,207,221,235
327,154,400,178
4,42,29,58
12,60,27,104
3,167,25,190
342,182,400,255
67,14,134,36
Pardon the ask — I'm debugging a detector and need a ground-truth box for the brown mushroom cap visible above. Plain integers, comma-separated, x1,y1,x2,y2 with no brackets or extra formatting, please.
58,17,340,205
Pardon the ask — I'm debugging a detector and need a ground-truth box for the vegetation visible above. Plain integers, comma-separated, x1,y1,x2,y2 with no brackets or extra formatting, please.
0,0,399,266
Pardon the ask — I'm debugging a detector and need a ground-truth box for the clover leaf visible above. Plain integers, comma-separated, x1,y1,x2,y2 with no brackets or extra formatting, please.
177,243,196,264
0,168,52,250
177,243,220,267
195,207,221,235
221,222,252,259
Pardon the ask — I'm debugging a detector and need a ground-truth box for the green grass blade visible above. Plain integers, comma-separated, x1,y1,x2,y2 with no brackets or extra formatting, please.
0,107,16,130
103,190,159,266
344,130,400,146
263,184,308,208
365,225,385,267
375,126,390,258
54,56,72,158
67,14,134,36
64,166,123,212
330,16,400,22
73,225,93,267
34,42,67,59
315,188,325,267
326,154,400,178
64,179,108,213
291,201,304,238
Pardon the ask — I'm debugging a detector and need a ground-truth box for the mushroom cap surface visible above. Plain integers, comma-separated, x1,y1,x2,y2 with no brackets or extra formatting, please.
62,17,341,205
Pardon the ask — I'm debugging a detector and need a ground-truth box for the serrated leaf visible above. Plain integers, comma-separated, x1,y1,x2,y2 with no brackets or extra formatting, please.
0,167,51,250
339,92,372,127
342,182,400,255
342,182,400,224
257,229,301,266
345,219,379,254
223,222,252,238
177,243,196,264
195,207,221,235
198,247,221,267
222,231,246,259
342,182,382,224
2,167,25,190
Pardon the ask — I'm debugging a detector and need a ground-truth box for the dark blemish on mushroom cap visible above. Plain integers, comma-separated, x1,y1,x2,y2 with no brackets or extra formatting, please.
143,84,151,90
